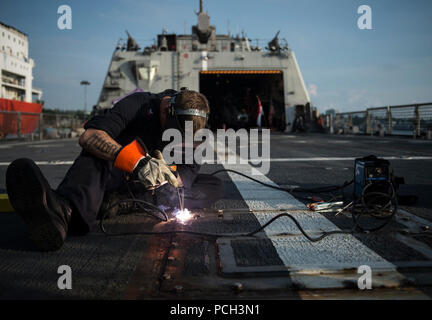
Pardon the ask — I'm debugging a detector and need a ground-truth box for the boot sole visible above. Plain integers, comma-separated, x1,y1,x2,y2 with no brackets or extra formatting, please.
6,158,65,251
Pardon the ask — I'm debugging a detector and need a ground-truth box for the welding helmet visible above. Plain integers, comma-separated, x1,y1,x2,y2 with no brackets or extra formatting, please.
164,87,209,136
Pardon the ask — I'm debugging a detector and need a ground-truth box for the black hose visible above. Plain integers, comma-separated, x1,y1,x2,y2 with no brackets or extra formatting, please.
100,169,396,242
99,198,169,234
101,211,355,241
210,169,353,193
351,182,397,232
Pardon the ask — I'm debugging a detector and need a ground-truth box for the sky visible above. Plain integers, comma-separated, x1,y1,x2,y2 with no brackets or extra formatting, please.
0,0,431,113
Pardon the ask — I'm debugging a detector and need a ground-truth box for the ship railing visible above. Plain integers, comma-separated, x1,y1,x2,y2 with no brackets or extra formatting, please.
327,103,432,138
0,111,85,141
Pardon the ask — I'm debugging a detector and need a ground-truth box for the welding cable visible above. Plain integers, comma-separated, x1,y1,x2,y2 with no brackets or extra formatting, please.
351,182,398,232
124,179,169,222
209,169,353,194
100,177,359,241
210,168,398,230
99,170,394,242
241,212,355,241
99,197,172,237
99,172,354,239
100,198,168,222
100,210,356,241
99,170,185,227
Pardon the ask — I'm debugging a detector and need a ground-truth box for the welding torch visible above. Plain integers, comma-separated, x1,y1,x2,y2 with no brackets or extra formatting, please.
169,165,184,211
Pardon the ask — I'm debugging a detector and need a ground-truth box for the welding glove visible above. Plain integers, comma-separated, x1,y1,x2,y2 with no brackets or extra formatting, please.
114,139,178,189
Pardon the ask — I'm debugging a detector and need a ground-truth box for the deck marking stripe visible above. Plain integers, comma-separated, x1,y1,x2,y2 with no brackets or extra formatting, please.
216,140,400,275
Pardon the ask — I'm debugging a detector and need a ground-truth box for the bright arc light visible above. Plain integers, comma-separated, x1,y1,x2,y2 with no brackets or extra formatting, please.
174,208,193,223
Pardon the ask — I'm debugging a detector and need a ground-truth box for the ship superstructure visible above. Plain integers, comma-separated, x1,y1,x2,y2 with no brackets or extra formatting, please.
96,1,310,131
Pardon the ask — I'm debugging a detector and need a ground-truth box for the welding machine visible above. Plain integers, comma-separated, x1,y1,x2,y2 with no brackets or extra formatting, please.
354,155,392,199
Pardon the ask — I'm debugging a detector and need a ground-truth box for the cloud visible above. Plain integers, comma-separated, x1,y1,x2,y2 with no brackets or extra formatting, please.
308,83,318,96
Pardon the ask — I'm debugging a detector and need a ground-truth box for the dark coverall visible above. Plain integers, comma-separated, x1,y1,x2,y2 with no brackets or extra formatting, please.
55,90,223,233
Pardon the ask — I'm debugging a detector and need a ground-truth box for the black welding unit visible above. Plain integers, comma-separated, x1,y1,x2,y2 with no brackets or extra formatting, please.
354,155,393,200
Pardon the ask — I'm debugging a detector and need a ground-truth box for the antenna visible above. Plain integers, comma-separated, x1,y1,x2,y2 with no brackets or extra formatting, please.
200,0,203,13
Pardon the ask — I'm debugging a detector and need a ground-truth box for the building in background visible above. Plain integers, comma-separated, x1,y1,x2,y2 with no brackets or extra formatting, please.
0,21,42,103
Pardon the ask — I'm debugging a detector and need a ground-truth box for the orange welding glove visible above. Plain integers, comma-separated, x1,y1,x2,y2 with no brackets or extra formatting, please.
114,138,148,173
114,139,178,189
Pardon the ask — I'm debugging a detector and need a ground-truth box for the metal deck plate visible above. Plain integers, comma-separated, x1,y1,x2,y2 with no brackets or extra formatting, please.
216,160,413,288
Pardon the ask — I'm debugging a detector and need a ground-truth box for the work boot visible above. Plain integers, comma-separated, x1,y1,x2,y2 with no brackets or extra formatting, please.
6,158,72,251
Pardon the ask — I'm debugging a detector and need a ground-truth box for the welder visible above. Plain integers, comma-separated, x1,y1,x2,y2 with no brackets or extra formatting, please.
6,89,223,251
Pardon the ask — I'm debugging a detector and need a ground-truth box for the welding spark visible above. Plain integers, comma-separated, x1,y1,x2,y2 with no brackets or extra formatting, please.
174,208,193,224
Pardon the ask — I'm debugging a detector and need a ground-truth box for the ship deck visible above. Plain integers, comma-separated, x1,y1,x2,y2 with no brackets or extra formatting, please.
1,133,432,299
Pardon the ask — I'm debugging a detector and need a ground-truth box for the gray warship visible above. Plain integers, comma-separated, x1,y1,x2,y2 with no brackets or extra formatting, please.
95,0,312,132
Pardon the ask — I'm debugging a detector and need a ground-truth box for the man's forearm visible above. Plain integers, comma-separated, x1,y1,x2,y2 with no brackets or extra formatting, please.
79,129,122,161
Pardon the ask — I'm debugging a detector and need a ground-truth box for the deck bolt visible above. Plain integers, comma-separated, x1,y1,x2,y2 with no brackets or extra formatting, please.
232,282,243,292
218,209,224,218
168,256,175,262
163,273,171,280
174,285,184,294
